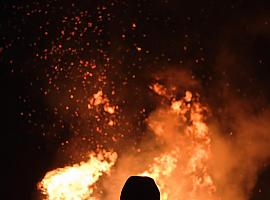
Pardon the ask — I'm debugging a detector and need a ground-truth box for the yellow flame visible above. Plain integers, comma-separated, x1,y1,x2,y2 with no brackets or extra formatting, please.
139,151,178,200
38,151,117,200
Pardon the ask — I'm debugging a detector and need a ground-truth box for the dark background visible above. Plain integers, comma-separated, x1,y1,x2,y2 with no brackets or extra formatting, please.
1,0,270,199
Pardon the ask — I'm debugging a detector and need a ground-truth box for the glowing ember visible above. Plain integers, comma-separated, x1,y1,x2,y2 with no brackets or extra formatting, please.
38,151,117,200
149,83,168,96
88,90,117,114
89,91,106,107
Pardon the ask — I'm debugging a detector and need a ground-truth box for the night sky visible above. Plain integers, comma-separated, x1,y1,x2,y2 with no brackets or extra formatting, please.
1,0,270,199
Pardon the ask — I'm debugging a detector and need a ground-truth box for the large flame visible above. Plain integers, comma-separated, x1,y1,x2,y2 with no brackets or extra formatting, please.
139,152,178,200
38,85,217,200
138,88,216,200
38,151,117,200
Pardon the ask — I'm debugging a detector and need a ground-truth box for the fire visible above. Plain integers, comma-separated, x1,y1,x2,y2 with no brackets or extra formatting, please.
38,151,117,200
139,151,178,200
141,87,216,200
38,84,217,200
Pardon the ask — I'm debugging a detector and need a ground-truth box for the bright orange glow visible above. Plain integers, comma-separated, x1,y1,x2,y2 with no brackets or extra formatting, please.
104,104,115,114
139,151,178,200
38,83,217,200
38,151,117,200
88,90,116,115
142,86,216,200
88,90,107,108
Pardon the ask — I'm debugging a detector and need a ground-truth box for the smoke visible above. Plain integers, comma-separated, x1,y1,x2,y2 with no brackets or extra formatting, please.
97,70,211,200
209,99,270,200
101,65,270,200
206,14,270,200
37,12,270,199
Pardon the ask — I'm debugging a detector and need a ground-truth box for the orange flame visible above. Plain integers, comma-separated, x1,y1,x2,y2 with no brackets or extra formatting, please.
139,151,178,200
142,87,216,200
38,84,217,200
38,151,117,200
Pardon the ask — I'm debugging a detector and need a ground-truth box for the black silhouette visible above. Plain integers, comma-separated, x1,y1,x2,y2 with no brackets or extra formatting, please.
120,176,160,200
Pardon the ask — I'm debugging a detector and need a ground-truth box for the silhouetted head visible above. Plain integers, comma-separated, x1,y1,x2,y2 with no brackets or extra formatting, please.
120,176,160,200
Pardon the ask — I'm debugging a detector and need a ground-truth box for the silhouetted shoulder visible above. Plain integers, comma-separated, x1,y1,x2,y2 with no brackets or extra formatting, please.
120,176,160,200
